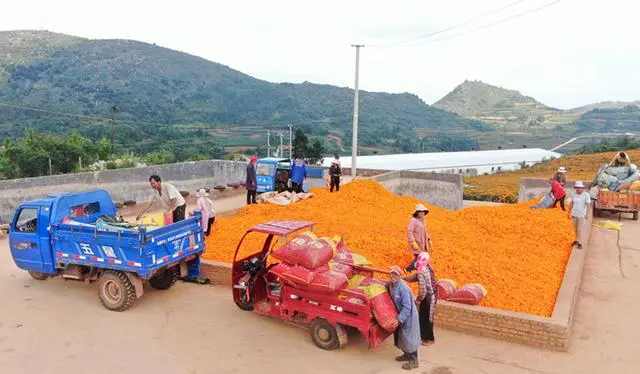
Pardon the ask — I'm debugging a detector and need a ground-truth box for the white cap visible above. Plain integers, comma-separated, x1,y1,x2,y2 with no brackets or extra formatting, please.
558,167,566,173
574,181,585,188
196,188,209,197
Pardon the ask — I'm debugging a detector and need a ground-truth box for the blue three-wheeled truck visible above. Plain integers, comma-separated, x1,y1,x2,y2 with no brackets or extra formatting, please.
8,189,205,311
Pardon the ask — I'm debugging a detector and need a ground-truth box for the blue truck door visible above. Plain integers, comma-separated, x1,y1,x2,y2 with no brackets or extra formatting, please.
9,206,49,273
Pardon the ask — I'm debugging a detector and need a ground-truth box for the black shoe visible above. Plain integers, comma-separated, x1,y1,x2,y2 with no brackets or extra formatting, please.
571,241,578,247
395,353,410,362
402,358,418,370
180,277,211,285
577,243,583,249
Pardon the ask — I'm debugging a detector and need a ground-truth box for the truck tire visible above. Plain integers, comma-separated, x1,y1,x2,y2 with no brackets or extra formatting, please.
149,267,178,290
28,271,50,281
234,298,254,311
98,271,136,312
633,212,639,221
310,319,341,350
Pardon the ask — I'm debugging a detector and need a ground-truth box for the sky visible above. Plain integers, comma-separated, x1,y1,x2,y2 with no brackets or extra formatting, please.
1,0,638,109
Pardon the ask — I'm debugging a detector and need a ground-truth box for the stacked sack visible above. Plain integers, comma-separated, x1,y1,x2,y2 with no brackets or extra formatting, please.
345,274,399,332
436,279,488,305
268,232,399,332
270,232,349,293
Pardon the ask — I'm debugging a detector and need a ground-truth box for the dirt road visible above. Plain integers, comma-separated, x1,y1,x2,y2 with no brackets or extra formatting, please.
1,217,639,373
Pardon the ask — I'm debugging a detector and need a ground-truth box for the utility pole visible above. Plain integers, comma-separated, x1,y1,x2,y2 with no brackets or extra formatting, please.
110,105,118,154
267,130,271,157
289,124,293,159
351,44,363,178
278,132,284,158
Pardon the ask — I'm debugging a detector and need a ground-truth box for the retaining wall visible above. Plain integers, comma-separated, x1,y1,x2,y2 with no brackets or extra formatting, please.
200,175,591,351
0,160,247,222
370,170,464,210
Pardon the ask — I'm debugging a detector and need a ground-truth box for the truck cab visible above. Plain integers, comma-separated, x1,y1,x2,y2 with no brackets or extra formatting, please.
9,189,205,311
256,158,292,193
9,195,69,276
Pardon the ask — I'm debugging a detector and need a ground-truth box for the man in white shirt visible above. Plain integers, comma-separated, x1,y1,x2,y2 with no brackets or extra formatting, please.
567,180,591,249
136,175,186,223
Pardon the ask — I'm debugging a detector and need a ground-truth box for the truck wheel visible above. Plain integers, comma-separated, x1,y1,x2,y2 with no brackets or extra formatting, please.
28,271,50,280
310,319,341,350
149,267,178,290
98,271,136,312
234,297,254,311
633,212,639,221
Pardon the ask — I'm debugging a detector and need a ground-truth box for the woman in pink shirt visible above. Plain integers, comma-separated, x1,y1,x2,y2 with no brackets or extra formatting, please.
405,204,430,272
193,189,216,236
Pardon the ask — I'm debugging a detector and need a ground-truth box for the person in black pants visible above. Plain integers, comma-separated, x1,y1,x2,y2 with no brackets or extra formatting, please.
329,159,341,192
246,156,258,204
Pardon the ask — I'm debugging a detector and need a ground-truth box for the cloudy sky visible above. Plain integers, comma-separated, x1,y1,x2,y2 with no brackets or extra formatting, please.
1,0,637,109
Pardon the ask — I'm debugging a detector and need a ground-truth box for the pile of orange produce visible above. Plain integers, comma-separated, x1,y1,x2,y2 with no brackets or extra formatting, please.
203,180,574,317
464,150,640,203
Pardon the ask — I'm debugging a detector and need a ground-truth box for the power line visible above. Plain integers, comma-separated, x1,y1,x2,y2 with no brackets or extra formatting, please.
370,0,560,48
369,0,530,48
401,0,562,47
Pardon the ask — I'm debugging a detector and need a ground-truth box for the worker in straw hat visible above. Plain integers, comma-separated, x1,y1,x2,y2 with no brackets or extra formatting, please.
405,203,431,272
567,180,591,249
192,188,216,237
554,167,567,187
388,265,421,370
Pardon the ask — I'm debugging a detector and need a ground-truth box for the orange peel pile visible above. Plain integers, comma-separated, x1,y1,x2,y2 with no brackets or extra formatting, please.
203,180,573,317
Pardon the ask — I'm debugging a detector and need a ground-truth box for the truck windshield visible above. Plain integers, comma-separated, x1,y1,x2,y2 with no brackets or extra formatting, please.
15,208,38,233
256,163,276,176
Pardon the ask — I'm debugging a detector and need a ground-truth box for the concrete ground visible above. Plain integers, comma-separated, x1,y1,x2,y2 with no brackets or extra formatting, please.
1,215,639,373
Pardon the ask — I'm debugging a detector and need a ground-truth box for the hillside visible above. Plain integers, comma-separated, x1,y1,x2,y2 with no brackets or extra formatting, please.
433,80,581,130
573,101,640,113
573,105,640,135
0,31,487,156
0,30,84,85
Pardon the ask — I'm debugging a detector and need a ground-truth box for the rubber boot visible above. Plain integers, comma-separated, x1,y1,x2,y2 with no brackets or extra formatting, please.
402,355,419,370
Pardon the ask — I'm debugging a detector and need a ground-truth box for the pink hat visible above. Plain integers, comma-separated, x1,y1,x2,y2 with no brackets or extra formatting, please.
416,252,430,272
250,156,258,163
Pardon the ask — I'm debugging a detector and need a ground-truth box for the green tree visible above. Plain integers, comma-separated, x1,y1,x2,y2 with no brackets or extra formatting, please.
145,151,176,165
292,128,310,158
308,139,326,164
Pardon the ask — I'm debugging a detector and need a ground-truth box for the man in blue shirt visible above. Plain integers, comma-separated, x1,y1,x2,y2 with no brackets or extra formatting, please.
291,156,307,193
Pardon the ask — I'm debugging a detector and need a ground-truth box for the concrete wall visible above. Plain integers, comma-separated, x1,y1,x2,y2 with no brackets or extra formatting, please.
370,170,464,210
518,178,594,202
0,160,247,222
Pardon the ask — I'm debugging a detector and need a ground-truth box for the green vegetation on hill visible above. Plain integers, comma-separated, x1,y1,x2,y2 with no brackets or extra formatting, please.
573,105,640,135
0,31,487,157
572,101,640,113
0,30,84,85
574,135,640,155
431,80,576,130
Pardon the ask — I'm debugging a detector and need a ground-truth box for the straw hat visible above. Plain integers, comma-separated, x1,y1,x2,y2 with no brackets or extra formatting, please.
413,203,429,214
574,181,585,188
196,188,209,197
